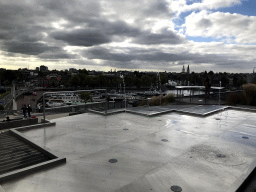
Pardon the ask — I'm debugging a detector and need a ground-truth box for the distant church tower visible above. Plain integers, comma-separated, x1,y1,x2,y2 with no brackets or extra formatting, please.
182,65,185,74
187,65,190,74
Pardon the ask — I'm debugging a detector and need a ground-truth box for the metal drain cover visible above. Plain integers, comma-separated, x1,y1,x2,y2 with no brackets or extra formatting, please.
161,139,168,142
216,154,226,158
171,185,182,192
109,159,117,163
123,128,129,131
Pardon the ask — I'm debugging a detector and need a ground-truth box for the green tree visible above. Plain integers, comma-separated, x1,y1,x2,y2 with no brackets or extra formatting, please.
79,92,93,103
141,75,151,86
220,75,229,88
68,75,81,87
125,76,136,87
78,69,88,75
96,74,109,87
189,73,201,85
208,71,214,76
237,77,247,87
1,70,17,84
160,74,168,84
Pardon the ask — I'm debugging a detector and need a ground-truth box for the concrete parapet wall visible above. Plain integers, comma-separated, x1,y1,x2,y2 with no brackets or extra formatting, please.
0,118,38,130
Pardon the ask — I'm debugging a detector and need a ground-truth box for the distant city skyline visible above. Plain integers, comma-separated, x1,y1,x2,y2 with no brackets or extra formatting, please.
0,0,256,73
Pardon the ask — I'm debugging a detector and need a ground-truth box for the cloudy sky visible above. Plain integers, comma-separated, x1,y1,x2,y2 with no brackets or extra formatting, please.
0,0,256,73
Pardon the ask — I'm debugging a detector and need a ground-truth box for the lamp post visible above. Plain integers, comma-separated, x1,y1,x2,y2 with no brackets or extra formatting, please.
158,73,161,106
120,74,126,111
219,81,221,105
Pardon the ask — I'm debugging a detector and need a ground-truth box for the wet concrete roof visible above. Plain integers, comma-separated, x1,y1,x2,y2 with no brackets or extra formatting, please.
0,105,256,192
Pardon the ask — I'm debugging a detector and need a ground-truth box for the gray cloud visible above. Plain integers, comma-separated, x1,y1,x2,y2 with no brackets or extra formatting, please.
51,29,111,47
133,29,186,45
85,46,236,66
3,41,58,55
0,0,255,72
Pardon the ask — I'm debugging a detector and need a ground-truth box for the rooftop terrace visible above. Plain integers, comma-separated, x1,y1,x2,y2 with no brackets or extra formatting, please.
0,105,255,192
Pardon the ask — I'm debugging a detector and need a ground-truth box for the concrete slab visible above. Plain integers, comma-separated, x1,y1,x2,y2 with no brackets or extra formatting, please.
0,108,255,192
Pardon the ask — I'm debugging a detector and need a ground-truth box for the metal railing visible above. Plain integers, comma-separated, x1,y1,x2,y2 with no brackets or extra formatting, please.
42,89,107,122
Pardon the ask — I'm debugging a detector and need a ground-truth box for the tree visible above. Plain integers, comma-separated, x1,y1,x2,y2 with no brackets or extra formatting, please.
78,69,88,75
141,75,151,86
79,92,93,103
237,77,247,86
68,75,81,87
1,70,17,84
208,71,214,76
160,74,168,84
220,75,229,88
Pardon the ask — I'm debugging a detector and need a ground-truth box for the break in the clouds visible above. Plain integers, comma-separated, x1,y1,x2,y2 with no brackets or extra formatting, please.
0,0,256,72
184,10,256,44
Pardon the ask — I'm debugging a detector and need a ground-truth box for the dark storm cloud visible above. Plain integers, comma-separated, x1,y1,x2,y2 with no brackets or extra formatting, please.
133,30,186,45
84,46,244,71
38,50,74,59
3,41,58,55
85,47,209,63
0,0,254,72
87,47,132,62
0,0,181,59
51,29,111,47
50,19,141,46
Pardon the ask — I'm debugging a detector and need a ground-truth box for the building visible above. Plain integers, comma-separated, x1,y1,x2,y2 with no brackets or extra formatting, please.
1,106,256,191
69,68,77,72
40,65,48,72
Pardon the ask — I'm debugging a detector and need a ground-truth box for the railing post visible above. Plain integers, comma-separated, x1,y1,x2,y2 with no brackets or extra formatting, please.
43,93,45,123
105,90,107,114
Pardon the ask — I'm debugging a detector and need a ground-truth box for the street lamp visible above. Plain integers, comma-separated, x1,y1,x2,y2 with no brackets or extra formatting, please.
120,74,126,111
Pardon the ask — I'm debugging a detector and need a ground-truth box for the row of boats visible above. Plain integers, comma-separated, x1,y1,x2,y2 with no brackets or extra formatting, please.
38,90,164,108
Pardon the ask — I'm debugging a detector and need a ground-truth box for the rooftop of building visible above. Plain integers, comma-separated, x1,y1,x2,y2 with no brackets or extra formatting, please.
0,104,256,192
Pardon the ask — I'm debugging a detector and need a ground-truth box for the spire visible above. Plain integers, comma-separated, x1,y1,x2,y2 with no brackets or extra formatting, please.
182,65,185,73
187,65,190,74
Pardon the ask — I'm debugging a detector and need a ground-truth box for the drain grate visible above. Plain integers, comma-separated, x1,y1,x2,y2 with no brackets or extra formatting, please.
171,185,182,192
109,159,117,163
216,154,226,158
0,132,51,175
242,136,249,139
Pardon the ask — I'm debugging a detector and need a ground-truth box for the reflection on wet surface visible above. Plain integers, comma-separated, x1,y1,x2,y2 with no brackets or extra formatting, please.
1,106,256,192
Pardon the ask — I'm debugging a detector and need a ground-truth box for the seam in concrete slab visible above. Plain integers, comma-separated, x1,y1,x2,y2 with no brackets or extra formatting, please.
87,108,125,116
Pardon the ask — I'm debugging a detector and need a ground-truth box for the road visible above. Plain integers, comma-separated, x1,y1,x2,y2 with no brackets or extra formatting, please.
0,90,26,110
